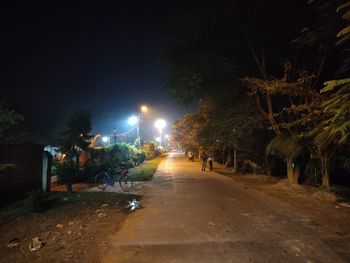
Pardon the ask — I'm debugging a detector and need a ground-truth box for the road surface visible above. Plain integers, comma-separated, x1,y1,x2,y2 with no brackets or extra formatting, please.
102,153,346,263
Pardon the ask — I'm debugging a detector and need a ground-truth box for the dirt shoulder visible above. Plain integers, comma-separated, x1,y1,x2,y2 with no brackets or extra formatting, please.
212,163,350,260
0,192,137,263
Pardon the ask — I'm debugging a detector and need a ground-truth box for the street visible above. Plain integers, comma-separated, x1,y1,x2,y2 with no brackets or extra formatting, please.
102,153,347,263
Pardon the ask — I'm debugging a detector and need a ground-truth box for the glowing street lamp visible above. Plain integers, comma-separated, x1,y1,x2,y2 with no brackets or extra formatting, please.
128,106,149,148
128,115,138,126
141,105,148,113
102,136,109,146
154,119,166,148
154,119,166,130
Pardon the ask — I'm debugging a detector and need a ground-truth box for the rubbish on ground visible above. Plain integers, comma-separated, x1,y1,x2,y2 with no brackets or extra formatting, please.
338,202,350,208
67,230,72,235
208,221,216,226
29,237,42,251
336,231,347,236
97,212,106,218
101,204,109,208
56,224,64,229
6,238,18,248
68,221,74,226
126,198,141,211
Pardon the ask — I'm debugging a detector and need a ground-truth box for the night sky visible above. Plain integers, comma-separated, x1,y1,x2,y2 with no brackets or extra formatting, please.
1,1,192,143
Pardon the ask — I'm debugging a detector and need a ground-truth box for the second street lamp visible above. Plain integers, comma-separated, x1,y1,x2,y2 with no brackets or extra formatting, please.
128,115,139,147
154,119,166,148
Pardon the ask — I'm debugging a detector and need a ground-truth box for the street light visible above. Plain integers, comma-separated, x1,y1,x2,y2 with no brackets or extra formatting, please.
154,119,166,148
128,115,138,126
128,106,149,149
102,136,109,145
141,105,148,113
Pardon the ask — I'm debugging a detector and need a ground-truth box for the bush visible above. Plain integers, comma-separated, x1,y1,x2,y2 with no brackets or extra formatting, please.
57,143,146,185
141,142,160,160
137,152,147,164
24,189,51,212
79,160,114,182
56,162,75,184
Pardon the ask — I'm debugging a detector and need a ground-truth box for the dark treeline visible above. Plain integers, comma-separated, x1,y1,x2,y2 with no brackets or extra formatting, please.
166,0,350,189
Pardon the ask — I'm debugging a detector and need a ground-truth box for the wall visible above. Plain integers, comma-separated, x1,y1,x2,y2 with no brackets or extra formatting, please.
0,144,44,206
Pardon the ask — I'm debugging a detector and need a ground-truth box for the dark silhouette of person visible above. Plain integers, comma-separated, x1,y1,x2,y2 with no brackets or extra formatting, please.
208,155,213,171
200,151,208,171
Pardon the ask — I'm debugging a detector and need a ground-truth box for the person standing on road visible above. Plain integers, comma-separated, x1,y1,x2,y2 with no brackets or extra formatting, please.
200,151,208,171
187,151,192,161
208,155,213,172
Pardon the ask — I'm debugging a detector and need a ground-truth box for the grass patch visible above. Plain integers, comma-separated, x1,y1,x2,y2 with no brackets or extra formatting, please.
213,162,237,176
129,156,164,181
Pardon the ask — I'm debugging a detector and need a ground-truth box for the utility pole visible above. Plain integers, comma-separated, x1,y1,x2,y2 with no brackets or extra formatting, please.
113,128,117,146
233,144,237,170
136,113,142,149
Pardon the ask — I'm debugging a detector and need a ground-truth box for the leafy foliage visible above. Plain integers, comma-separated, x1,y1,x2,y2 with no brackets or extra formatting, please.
140,142,161,160
166,0,350,188
0,101,30,143
59,111,93,154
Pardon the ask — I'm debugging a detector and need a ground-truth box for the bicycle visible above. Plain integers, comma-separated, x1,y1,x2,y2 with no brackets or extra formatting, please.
94,166,134,191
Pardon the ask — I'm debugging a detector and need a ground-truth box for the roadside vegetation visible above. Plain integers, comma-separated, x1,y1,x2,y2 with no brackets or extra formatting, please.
167,0,350,192
54,110,163,192
129,155,165,181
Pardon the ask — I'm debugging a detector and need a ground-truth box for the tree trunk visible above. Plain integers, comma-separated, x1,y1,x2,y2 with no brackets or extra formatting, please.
66,183,73,193
225,148,232,167
265,155,272,176
287,159,300,184
75,153,80,177
221,146,226,164
233,148,237,170
321,153,330,190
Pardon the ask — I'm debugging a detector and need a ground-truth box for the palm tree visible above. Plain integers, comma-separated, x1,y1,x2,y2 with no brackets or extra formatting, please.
59,111,93,192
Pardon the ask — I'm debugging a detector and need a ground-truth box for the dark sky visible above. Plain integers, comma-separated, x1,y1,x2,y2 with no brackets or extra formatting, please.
1,1,192,143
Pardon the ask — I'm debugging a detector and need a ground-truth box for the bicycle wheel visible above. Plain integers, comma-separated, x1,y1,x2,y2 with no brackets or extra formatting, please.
95,172,110,190
119,175,134,192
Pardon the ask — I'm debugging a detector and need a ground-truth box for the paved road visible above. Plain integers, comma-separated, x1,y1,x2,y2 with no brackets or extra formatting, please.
102,153,345,263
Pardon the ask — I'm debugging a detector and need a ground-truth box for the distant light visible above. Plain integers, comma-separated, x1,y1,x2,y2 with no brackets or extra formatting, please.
154,119,166,129
165,134,169,139
128,115,138,125
155,137,161,142
141,105,148,113
102,136,109,143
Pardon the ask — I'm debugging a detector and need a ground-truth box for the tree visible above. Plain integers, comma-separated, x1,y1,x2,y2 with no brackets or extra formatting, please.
293,0,342,89
243,69,320,184
306,1,350,189
172,112,204,154
58,111,93,192
0,100,27,143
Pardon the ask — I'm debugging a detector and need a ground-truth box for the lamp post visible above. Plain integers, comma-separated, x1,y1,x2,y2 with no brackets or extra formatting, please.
138,105,148,148
154,119,166,148
128,115,139,147
129,105,148,148
113,128,117,145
